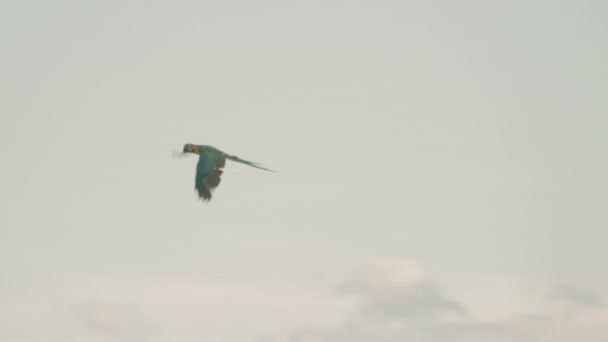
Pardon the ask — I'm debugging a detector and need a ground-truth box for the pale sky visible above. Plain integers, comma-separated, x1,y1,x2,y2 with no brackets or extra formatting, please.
1,0,607,341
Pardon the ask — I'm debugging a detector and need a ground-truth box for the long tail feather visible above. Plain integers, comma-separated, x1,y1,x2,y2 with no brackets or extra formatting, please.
225,155,277,173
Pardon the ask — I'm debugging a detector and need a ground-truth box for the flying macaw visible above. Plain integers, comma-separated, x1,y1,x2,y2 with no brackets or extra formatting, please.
180,144,276,202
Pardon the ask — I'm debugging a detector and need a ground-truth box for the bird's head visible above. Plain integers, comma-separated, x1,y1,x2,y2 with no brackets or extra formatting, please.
182,144,200,155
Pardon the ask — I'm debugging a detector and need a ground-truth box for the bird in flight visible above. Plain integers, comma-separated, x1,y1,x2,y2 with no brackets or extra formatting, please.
180,144,276,202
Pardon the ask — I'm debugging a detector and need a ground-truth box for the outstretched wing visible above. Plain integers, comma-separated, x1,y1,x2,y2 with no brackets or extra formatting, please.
195,151,226,202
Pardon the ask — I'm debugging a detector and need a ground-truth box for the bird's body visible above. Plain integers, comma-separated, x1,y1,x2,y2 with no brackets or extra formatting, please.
181,144,275,202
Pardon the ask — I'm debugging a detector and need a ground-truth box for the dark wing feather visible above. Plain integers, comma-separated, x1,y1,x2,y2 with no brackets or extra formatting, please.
195,152,226,202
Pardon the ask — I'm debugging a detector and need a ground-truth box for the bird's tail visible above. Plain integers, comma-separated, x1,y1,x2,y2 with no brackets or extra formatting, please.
225,155,277,172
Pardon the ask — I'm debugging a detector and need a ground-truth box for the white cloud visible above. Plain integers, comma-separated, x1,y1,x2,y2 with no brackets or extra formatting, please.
290,258,608,342
338,256,465,321
342,256,425,291
1,257,608,342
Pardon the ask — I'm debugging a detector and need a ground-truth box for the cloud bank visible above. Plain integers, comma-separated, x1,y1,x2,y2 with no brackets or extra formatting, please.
1,256,607,342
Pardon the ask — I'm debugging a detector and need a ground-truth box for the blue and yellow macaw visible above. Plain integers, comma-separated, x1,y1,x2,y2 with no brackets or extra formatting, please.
181,144,276,202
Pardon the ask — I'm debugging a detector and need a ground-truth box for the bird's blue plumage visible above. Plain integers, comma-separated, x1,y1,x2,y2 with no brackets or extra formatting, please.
195,154,212,199
181,143,275,202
